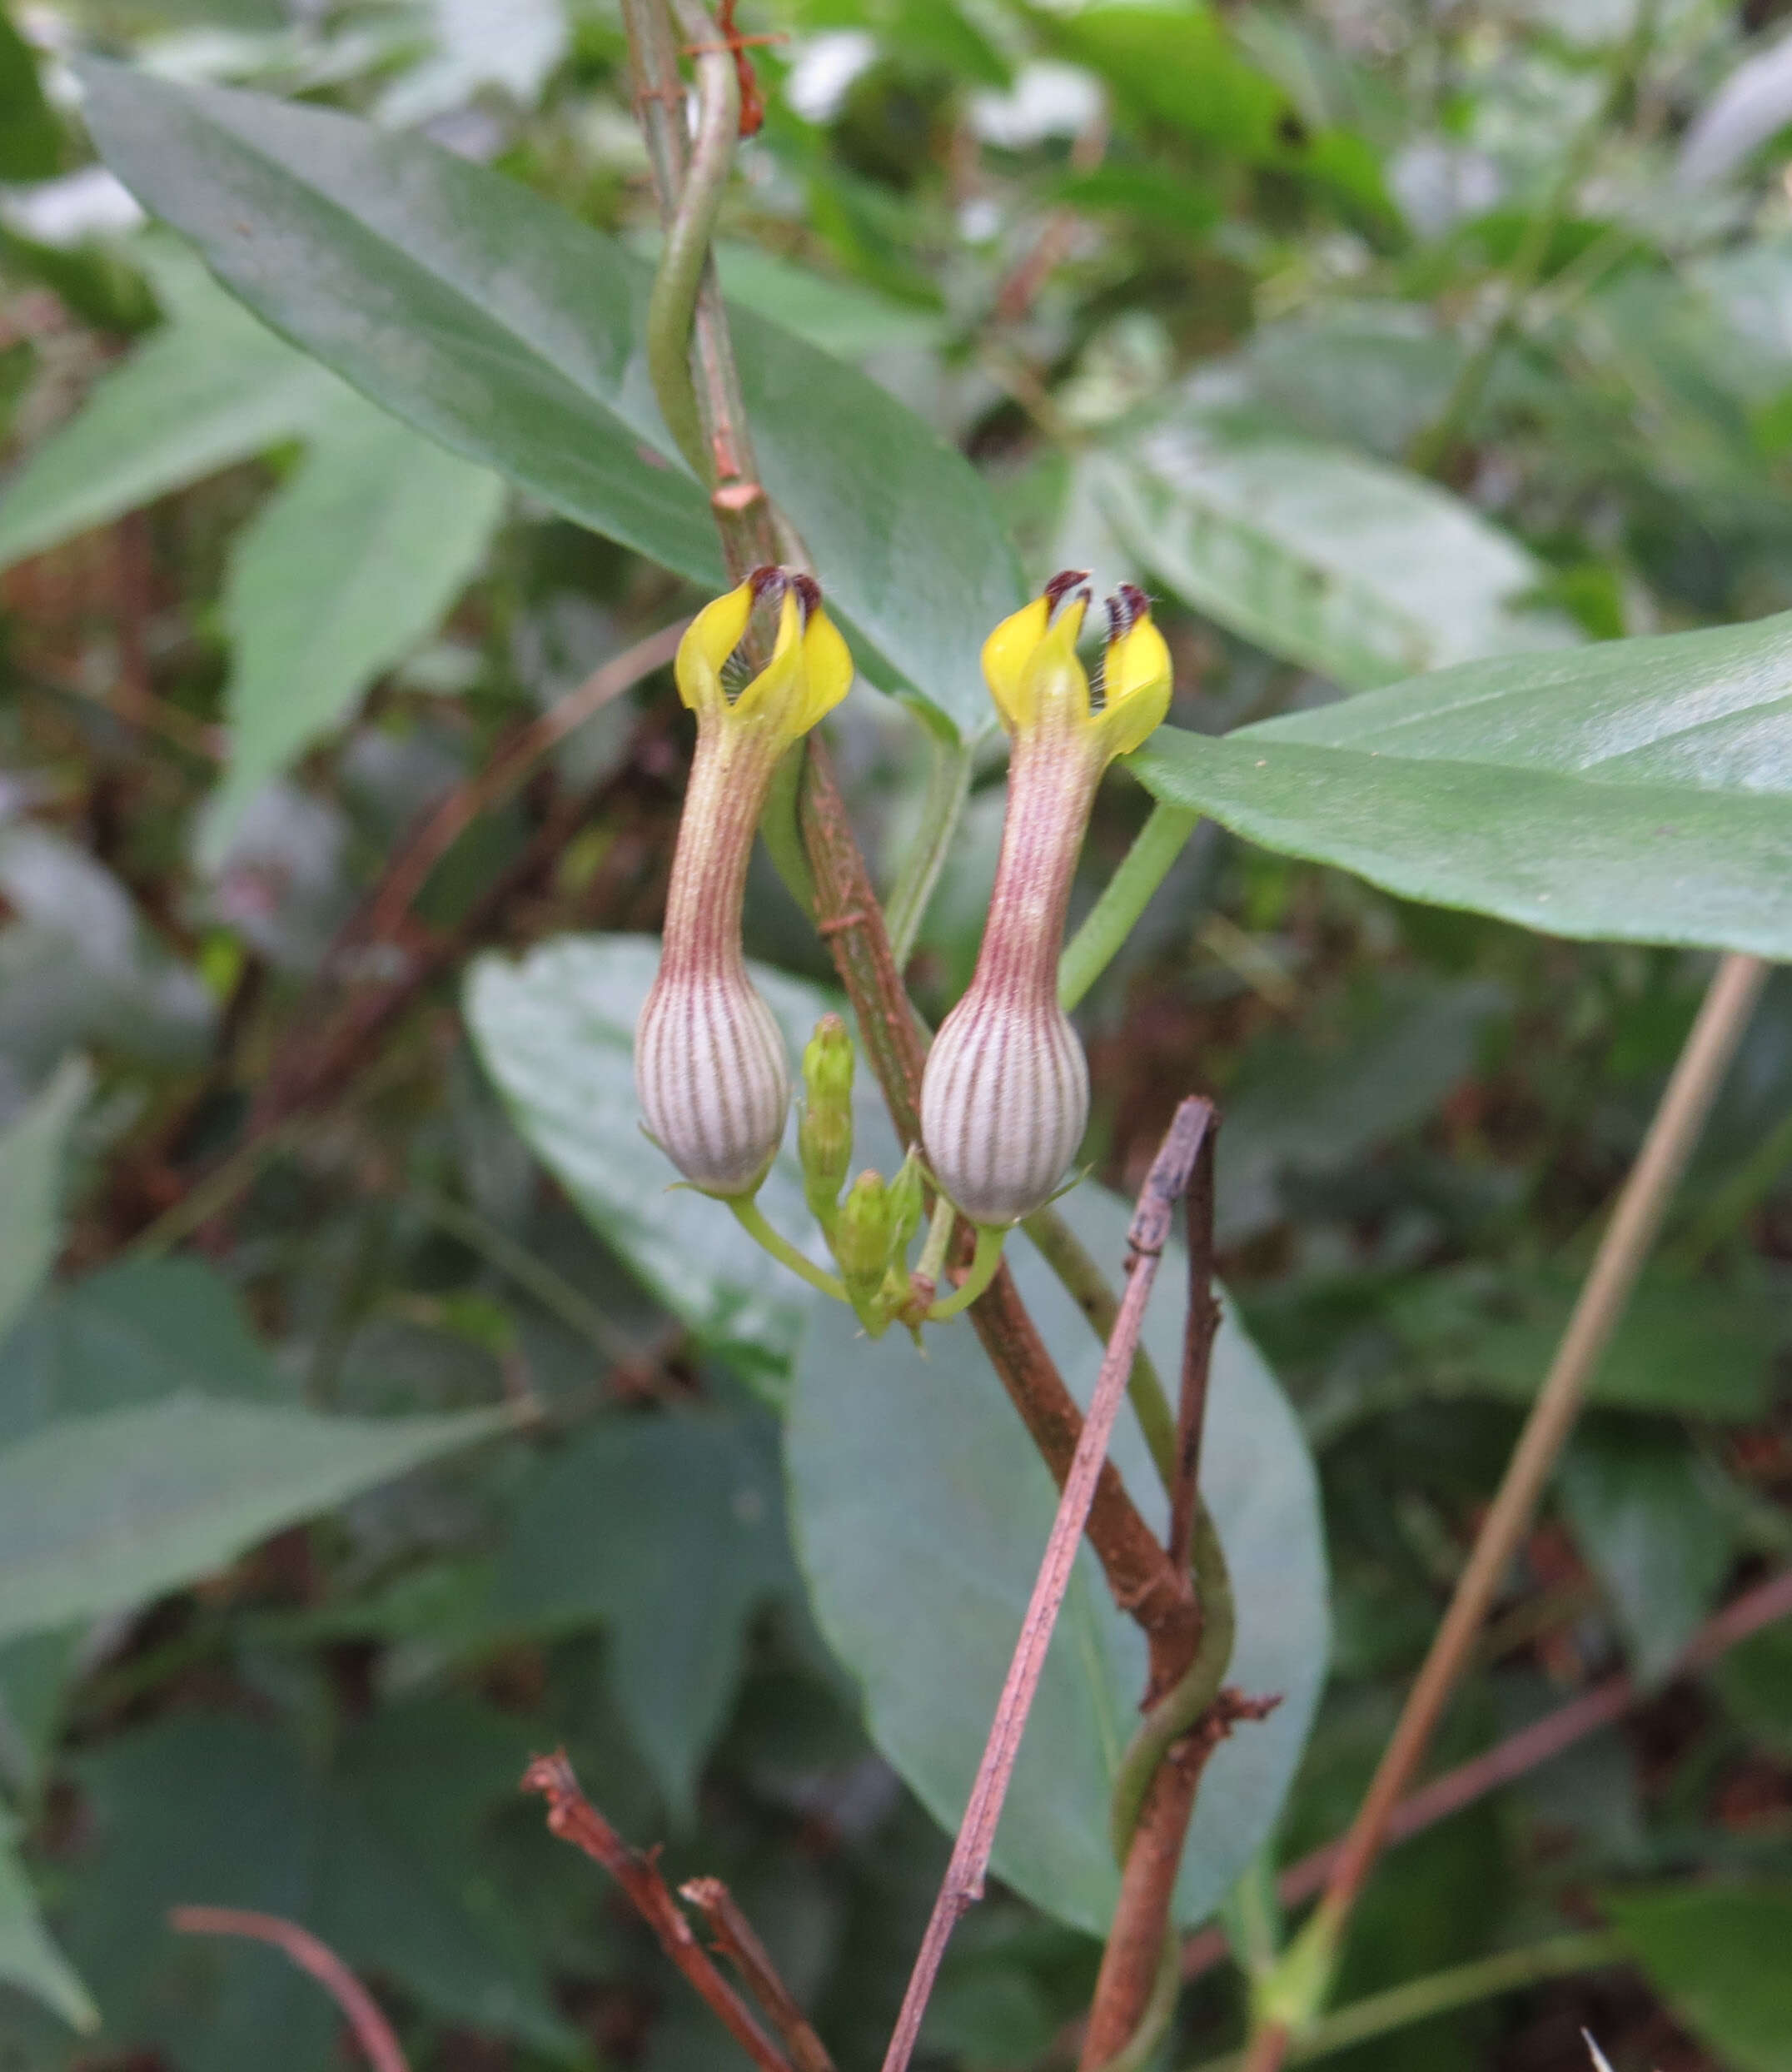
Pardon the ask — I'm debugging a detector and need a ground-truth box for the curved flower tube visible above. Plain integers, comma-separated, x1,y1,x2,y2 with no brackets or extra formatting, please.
636,568,854,1197
921,574,1172,1225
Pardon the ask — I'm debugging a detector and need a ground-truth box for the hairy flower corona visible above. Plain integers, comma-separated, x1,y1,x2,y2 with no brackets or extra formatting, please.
921,574,1172,1224
635,568,854,1196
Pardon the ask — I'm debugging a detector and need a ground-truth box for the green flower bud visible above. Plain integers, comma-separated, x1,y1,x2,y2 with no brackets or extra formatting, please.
834,1169,894,1309
886,1146,925,1256
799,1014,854,1224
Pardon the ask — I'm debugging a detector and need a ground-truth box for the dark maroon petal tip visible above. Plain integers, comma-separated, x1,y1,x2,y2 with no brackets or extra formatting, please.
746,565,787,601
791,572,822,623
1106,583,1152,641
1043,569,1092,617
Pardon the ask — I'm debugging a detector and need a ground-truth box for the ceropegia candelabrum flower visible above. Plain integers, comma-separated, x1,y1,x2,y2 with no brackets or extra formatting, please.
921,573,1172,1224
635,567,854,1197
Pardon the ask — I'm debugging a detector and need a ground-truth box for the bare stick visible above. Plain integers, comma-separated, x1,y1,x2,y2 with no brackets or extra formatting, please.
1081,1111,1222,2063
681,1876,838,2072
169,1907,409,2072
1247,950,1770,2071
522,1752,797,2072
879,1100,1214,2072
365,619,685,939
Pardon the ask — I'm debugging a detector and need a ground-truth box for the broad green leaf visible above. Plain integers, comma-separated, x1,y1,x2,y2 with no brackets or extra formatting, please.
465,935,859,1392
784,1182,1328,1937
1559,1424,1735,1686
62,1711,580,2072
203,391,503,859
0,241,338,571
1131,610,1792,957
0,1815,96,2035
0,1398,507,1645
0,1255,292,1446
0,11,61,181
0,1058,88,1345
710,242,943,360
1095,405,1570,692
1606,1884,1792,2072
495,1412,796,1823
79,62,1027,738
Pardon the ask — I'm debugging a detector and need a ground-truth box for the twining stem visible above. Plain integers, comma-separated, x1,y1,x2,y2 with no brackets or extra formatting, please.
1060,802,1200,1012
879,1103,1216,2072
1024,1205,1178,1489
1407,0,1660,477
729,1198,848,1299
169,1910,410,2072
1244,951,1769,2071
1197,1932,1624,2072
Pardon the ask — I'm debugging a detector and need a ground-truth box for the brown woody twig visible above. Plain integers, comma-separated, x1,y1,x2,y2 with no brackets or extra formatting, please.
169,1907,410,2072
879,1100,1216,2072
681,1876,838,2072
522,1752,797,2072
364,618,686,939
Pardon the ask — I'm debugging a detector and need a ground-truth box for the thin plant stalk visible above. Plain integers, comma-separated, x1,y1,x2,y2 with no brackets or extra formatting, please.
1059,802,1199,1011
879,1102,1215,2072
1245,950,1769,2070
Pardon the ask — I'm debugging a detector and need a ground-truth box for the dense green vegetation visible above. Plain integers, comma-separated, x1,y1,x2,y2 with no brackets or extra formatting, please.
1,0,1790,2068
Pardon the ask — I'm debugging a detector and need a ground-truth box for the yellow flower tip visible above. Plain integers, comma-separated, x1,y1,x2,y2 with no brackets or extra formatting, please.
675,566,855,744
1097,584,1172,759
982,570,1092,735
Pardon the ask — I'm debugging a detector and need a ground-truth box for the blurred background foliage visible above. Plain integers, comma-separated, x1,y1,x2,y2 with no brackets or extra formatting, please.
0,0,1790,2068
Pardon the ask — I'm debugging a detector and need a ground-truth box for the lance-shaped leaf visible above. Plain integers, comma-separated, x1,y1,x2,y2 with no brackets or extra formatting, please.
0,1815,97,2034
1131,610,1792,957
77,60,1026,739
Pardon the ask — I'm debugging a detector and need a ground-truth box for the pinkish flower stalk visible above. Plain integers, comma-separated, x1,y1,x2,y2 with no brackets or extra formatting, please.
922,575,1172,1226
635,568,854,1198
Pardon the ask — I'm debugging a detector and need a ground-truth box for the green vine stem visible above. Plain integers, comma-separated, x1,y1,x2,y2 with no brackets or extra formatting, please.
1060,802,1199,1013
1023,1205,1178,1490
728,1198,848,1299
927,1223,1008,1320
1197,1931,1625,2072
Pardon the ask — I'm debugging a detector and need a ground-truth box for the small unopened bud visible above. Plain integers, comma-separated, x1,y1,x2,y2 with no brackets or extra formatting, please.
922,575,1171,1225
885,1146,924,1255
834,1169,894,1308
799,1014,854,1223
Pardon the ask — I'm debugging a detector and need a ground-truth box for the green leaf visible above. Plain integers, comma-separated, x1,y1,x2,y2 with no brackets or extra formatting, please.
1095,406,1570,692
0,1398,507,1646
0,1814,97,2035
465,934,853,1392
0,1256,293,1447
1131,611,1792,957
62,1711,581,2072
1559,1424,1735,1686
0,1058,88,1346
495,1412,795,1823
0,241,338,572
203,391,503,859
784,1182,1328,1937
0,9,61,182
78,62,1026,738
1606,1883,1792,2072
